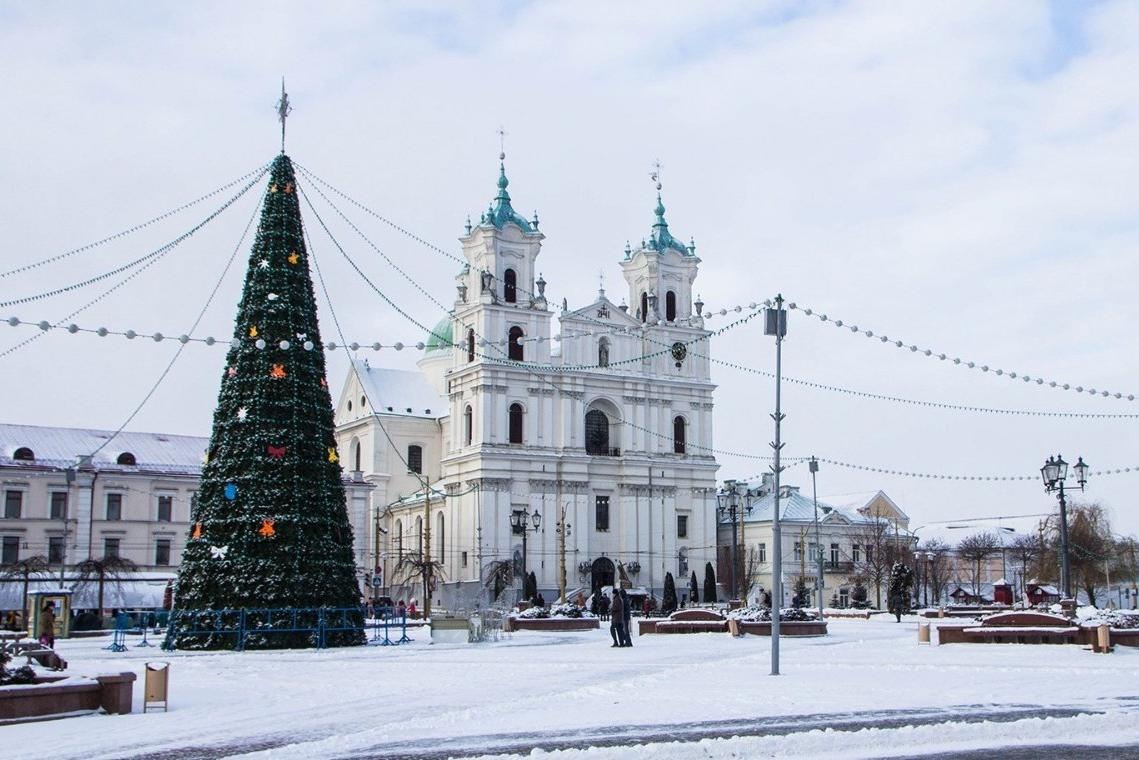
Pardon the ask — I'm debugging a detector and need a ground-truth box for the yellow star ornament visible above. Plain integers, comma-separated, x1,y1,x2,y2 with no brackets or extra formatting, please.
327,447,339,463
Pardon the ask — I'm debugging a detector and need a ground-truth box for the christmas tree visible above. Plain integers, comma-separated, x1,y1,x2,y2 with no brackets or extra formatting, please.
170,154,364,649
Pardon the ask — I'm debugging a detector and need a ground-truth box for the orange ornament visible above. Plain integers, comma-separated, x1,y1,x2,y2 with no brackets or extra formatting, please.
270,364,286,379
287,251,299,265
192,522,202,539
270,183,278,193
259,518,276,538
284,182,294,194
249,325,258,338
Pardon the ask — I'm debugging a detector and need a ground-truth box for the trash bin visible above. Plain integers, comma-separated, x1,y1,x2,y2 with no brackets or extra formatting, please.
918,621,930,644
144,661,170,712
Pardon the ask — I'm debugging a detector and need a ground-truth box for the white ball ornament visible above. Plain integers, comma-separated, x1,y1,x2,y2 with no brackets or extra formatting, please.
255,339,267,349
303,341,314,351
279,340,290,350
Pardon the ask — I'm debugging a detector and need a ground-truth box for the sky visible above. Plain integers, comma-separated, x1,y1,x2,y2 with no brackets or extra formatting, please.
1,1,1137,535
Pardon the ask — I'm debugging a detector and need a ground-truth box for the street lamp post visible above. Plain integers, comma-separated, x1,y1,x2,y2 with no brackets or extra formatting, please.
556,504,571,602
510,507,542,600
716,480,744,599
1040,454,1089,600
764,294,788,676
924,552,934,607
913,550,923,609
809,457,823,621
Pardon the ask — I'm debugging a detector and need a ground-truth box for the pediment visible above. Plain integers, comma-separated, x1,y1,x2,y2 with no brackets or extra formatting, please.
562,296,640,328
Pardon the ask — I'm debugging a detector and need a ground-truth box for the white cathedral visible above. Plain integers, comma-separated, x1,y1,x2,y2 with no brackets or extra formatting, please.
333,157,719,604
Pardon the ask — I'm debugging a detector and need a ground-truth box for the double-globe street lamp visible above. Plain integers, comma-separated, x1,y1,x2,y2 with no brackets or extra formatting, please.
914,550,934,608
716,479,752,599
1040,453,1089,600
511,508,542,594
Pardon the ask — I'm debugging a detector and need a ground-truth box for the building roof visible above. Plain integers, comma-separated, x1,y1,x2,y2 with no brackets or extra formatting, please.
479,161,537,233
915,514,1048,549
0,423,207,475
737,487,882,526
351,360,446,419
424,316,454,356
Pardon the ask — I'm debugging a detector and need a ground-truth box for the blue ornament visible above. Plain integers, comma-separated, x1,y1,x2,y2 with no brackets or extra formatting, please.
224,483,238,501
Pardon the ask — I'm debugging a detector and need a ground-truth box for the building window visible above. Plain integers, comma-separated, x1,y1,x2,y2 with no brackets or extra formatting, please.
157,495,173,522
830,543,839,565
354,441,362,471
852,544,861,563
508,403,524,444
2,536,19,564
677,514,688,538
50,492,68,520
48,536,64,564
407,445,423,474
155,539,172,566
508,326,524,361
640,292,648,323
673,416,686,454
504,268,517,303
865,546,873,564
758,543,767,564
665,290,677,321
462,551,468,568
4,490,23,519
585,409,610,455
598,338,610,368
106,493,122,521
12,447,34,461
104,537,120,559
595,495,610,532
116,452,136,466
436,513,445,562
463,406,473,446
467,328,475,362
794,542,802,562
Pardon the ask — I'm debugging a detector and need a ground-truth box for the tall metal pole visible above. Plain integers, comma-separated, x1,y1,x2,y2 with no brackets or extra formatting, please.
423,476,432,620
810,457,822,621
767,294,787,676
730,506,738,599
1057,481,1071,599
739,487,747,602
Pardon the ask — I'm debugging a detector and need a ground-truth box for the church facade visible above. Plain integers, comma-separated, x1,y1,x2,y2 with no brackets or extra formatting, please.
334,159,719,604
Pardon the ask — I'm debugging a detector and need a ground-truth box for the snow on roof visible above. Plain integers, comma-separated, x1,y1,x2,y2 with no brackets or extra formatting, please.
739,488,885,526
0,423,207,475
351,359,446,419
916,514,1048,548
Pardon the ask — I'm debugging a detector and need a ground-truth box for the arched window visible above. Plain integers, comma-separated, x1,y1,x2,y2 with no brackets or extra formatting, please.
673,416,686,454
598,338,610,368
464,405,473,446
407,444,423,474
467,328,475,362
585,409,610,455
508,326,524,361
504,268,517,303
436,512,445,564
353,440,362,471
395,519,404,558
666,291,677,322
116,452,136,466
12,447,34,462
415,516,424,557
508,403,524,444
640,292,648,323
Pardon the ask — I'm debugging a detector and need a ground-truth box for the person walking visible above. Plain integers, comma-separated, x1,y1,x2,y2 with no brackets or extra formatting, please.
619,589,633,647
609,590,623,647
38,601,56,649
599,592,610,622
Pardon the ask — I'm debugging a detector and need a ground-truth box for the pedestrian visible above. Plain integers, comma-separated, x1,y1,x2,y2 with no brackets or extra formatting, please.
39,601,56,649
609,590,623,647
536,592,546,609
619,589,633,647
397,599,407,619
590,592,600,617
408,599,418,618
642,595,652,618
599,593,610,621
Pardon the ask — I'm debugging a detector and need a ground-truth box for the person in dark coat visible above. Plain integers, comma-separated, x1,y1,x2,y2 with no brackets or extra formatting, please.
599,593,610,622
609,591,623,647
619,589,633,647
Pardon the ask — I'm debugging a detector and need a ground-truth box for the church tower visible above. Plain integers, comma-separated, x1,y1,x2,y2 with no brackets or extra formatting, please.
620,174,701,326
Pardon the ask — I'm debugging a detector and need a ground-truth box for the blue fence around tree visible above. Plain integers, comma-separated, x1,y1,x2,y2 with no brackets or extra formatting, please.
160,606,411,650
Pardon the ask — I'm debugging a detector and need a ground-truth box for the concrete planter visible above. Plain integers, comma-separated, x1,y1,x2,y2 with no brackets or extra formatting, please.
505,617,600,633
737,620,828,637
430,617,471,644
0,672,136,723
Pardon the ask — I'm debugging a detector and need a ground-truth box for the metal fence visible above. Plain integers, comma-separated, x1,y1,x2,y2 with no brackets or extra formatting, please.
162,606,366,651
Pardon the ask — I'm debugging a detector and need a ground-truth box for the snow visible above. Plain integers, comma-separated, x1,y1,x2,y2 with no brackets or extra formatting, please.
4,616,1139,759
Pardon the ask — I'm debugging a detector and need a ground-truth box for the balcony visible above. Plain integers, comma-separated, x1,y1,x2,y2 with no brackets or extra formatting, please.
825,561,855,574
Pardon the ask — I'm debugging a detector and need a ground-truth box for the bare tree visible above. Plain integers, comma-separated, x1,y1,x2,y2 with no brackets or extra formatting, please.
955,532,1000,603
736,546,762,605
392,553,446,607
74,555,138,615
1066,502,1113,606
0,555,51,623
1007,534,1040,605
850,510,900,608
482,559,514,602
917,539,952,606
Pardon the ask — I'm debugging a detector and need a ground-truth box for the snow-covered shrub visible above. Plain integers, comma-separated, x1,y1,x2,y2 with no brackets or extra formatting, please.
516,603,596,619
727,606,821,622
516,606,550,619
1077,608,1139,629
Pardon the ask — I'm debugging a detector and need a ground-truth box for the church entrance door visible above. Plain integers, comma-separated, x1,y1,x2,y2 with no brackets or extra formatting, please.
591,557,615,596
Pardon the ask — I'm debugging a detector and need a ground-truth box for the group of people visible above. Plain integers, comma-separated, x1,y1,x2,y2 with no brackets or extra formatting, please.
608,588,633,648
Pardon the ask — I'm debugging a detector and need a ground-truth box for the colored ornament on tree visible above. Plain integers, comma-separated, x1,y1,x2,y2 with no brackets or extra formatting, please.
287,251,299,265
192,522,202,539
171,153,364,651
236,407,248,422
284,181,294,194
249,325,258,338
327,447,338,463
223,483,238,500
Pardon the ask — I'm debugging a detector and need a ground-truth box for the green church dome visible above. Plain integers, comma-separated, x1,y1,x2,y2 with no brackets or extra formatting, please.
424,316,454,355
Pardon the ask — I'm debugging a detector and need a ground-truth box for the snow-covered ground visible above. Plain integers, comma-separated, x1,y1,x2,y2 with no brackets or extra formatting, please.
6,617,1139,759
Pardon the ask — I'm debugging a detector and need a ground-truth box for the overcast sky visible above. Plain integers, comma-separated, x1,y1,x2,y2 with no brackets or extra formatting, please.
2,1,1137,536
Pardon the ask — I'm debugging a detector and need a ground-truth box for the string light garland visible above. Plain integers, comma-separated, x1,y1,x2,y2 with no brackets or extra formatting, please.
0,162,271,280
0,170,268,309
806,455,1139,482
784,298,1136,402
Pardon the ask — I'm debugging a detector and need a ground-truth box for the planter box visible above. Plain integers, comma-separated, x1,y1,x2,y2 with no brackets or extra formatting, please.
639,609,727,635
430,617,470,644
0,672,136,723
737,621,828,637
505,617,599,633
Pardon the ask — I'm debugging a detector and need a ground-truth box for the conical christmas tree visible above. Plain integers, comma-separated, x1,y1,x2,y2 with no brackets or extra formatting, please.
170,154,364,649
